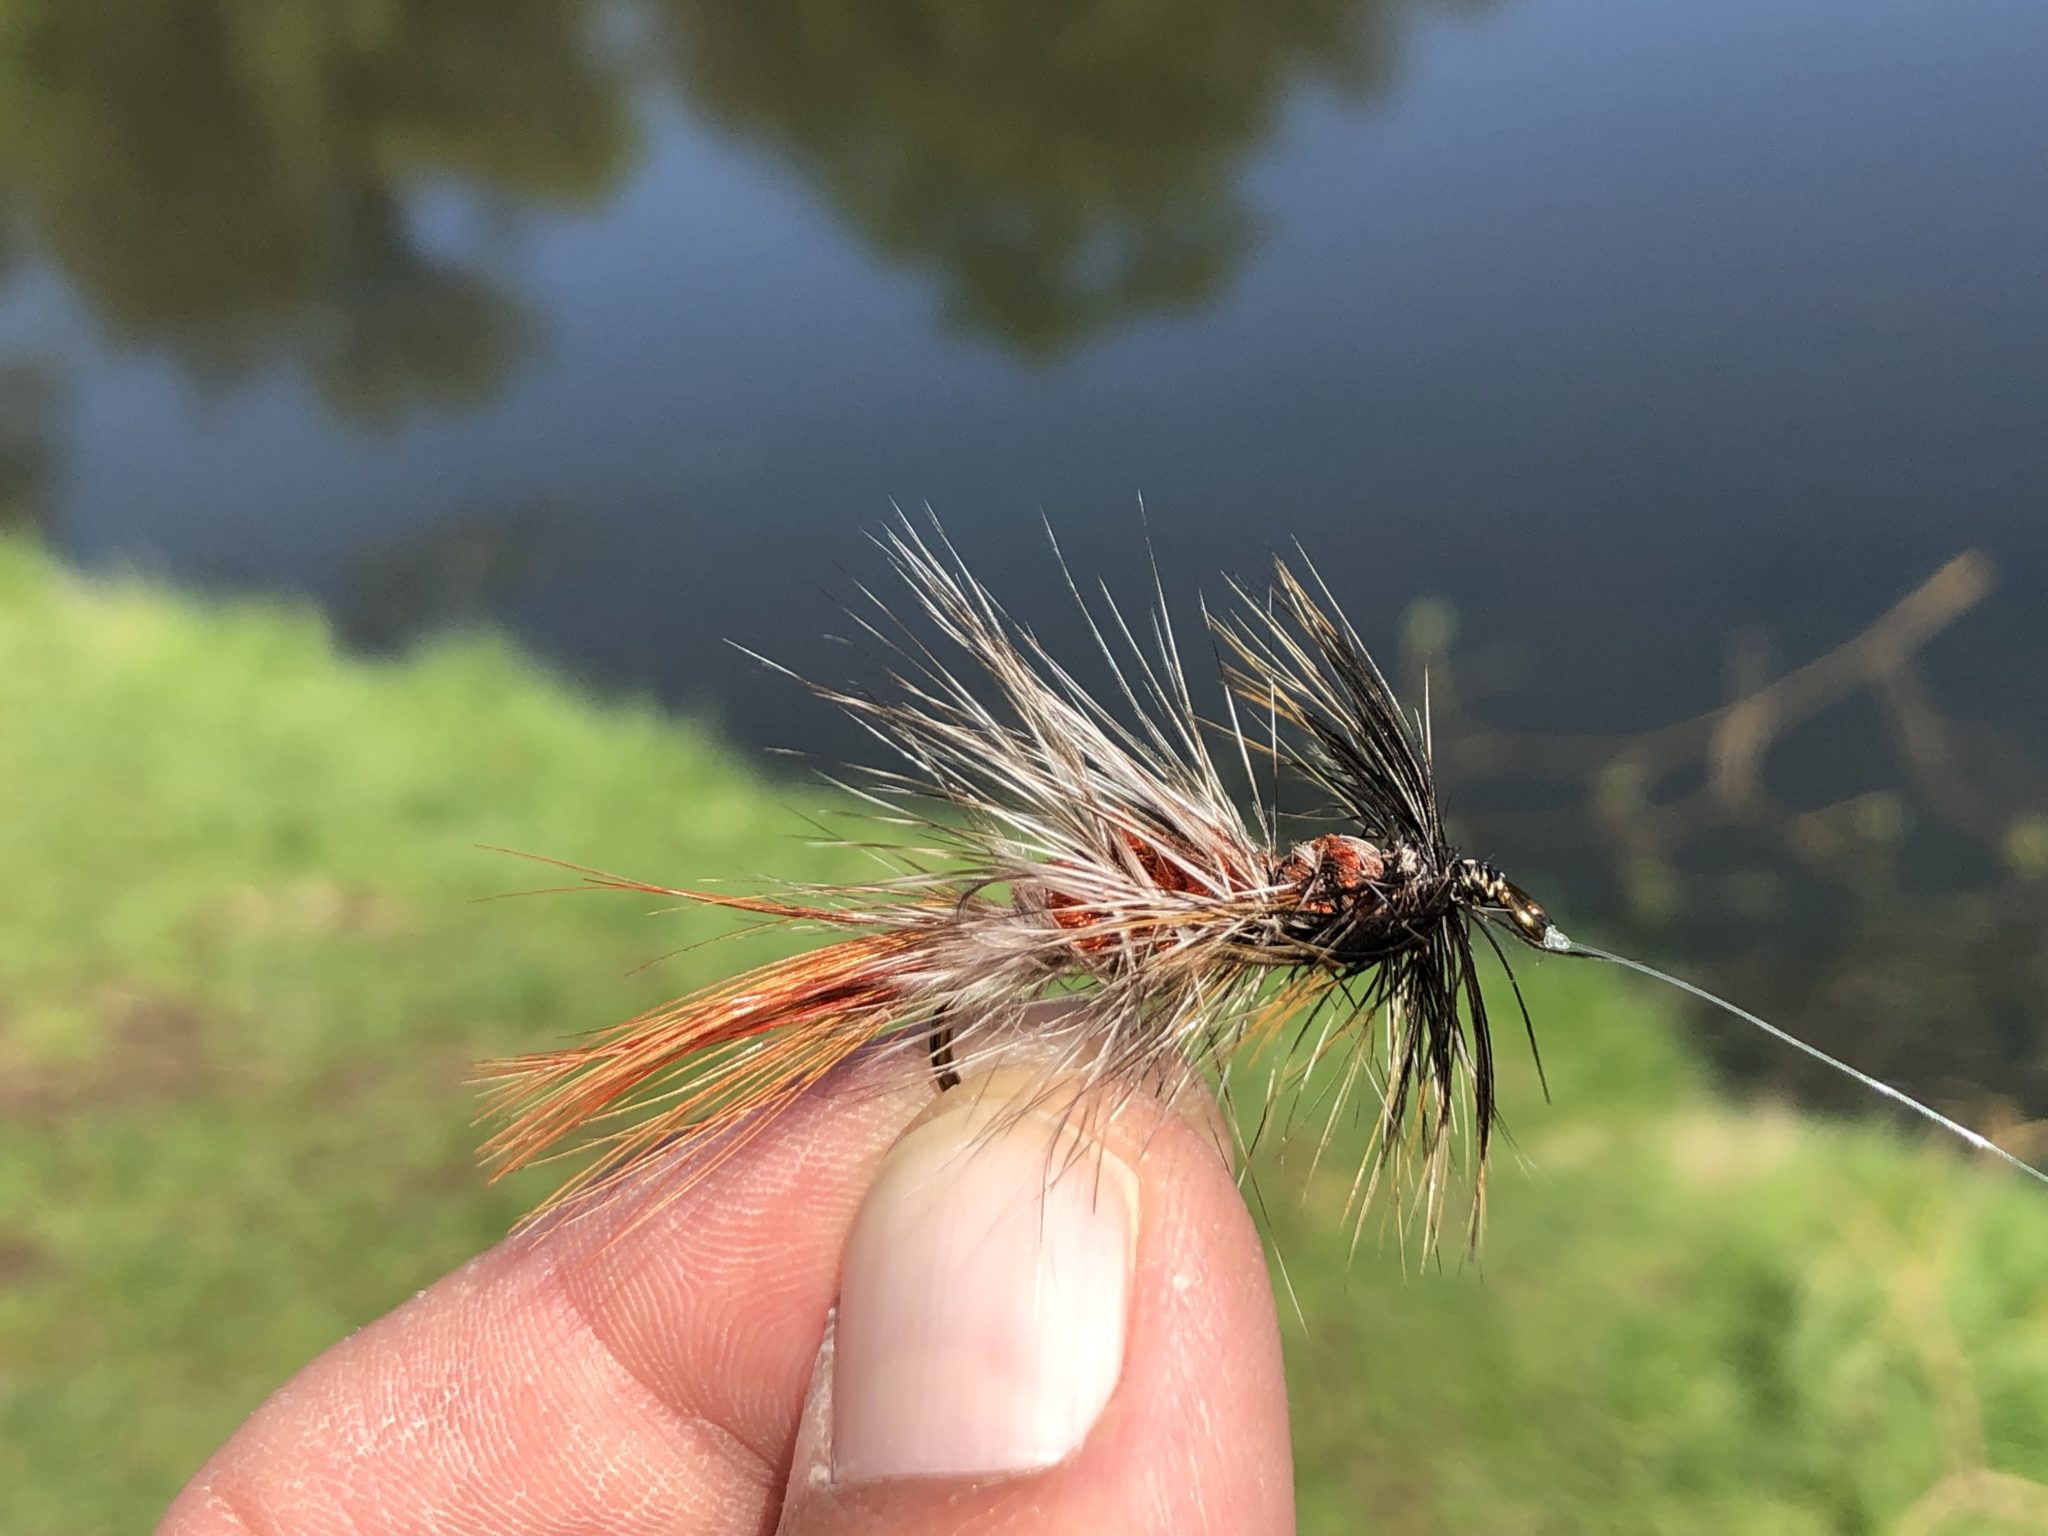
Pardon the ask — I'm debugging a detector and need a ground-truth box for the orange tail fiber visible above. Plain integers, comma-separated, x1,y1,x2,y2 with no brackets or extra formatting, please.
478,927,928,1224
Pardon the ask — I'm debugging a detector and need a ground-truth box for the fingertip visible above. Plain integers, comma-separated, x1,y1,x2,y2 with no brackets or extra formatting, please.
778,1075,1293,1535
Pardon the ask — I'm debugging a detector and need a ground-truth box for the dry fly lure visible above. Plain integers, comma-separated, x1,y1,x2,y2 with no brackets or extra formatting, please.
479,519,2047,1249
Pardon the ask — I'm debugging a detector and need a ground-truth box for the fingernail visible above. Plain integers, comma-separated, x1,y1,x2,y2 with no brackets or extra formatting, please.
830,1077,1137,1481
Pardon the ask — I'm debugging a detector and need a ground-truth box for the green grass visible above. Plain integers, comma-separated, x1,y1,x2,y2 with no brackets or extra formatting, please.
3,536,2045,1534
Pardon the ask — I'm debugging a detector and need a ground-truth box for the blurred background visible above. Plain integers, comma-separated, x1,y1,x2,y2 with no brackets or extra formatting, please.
3,0,2047,1529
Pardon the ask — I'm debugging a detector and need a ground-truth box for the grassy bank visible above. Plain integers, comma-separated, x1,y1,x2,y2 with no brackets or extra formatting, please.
2,538,2043,1533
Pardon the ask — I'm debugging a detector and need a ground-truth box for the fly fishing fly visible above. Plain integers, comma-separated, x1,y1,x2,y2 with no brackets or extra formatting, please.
479,518,2047,1249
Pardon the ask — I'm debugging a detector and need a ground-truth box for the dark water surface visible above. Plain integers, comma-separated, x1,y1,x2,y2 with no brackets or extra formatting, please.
6,0,2046,1107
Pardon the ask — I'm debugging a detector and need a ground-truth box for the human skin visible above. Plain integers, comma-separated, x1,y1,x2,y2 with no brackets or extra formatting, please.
159,1051,1296,1536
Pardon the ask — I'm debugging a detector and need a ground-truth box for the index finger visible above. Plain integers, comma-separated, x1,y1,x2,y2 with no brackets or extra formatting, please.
160,1057,934,1536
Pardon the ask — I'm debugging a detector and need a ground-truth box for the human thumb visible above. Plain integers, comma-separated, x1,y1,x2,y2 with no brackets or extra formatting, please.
775,1070,1295,1534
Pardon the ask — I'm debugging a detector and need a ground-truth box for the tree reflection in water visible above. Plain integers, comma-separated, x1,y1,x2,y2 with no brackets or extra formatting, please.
654,0,1490,353
0,0,1485,411
0,0,632,424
